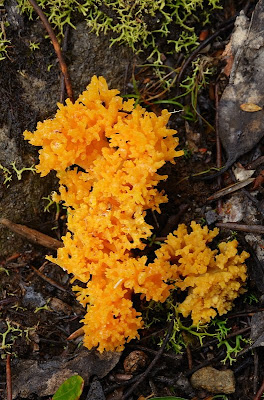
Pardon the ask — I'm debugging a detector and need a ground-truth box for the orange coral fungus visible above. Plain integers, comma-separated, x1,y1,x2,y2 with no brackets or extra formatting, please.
152,222,249,324
24,76,248,352
24,76,183,352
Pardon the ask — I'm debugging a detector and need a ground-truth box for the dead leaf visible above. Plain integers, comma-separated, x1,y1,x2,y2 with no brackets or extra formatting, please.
207,178,254,201
202,6,264,180
222,41,234,77
240,103,262,112
11,348,121,398
250,311,264,348
252,170,264,190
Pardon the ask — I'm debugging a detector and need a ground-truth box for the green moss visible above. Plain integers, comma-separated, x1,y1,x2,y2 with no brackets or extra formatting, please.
16,0,91,36
15,0,222,62
85,0,222,62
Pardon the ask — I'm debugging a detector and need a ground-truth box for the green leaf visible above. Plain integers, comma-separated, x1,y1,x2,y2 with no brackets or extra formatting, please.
52,375,84,400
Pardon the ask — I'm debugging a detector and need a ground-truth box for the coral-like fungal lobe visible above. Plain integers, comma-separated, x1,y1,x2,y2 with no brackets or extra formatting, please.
152,222,249,325
24,76,248,352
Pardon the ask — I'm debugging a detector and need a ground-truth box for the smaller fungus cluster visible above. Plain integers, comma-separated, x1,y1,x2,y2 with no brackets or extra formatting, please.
24,76,249,352
153,222,248,325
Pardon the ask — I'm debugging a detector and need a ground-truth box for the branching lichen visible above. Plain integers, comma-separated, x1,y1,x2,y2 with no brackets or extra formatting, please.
85,0,221,62
16,0,91,36
15,0,221,62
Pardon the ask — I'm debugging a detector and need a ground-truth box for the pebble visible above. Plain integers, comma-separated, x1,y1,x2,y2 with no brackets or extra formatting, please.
190,366,235,394
123,350,149,374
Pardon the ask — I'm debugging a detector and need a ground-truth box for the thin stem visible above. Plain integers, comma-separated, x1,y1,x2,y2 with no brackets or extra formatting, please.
28,0,74,103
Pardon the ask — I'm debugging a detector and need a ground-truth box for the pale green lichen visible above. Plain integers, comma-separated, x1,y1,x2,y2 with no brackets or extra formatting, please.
0,8,10,61
84,0,222,62
15,0,222,62
15,0,91,36
0,162,36,187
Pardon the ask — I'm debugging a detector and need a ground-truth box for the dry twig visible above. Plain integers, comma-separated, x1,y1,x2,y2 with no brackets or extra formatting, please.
6,354,12,400
207,178,254,201
216,222,264,235
215,82,223,213
0,218,63,250
123,318,175,399
27,0,74,103
67,327,85,341
31,265,67,292
253,377,264,400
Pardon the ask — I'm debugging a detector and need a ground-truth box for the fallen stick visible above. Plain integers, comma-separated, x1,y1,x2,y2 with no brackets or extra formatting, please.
0,218,63,250
216,222,264,235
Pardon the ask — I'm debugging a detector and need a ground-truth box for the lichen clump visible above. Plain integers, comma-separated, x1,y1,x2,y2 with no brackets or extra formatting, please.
16,0,221,63
24,76,248,352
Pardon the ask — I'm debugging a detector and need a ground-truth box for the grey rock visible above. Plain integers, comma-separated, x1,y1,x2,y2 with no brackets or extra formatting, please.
69,22,134,95
22,285,46,308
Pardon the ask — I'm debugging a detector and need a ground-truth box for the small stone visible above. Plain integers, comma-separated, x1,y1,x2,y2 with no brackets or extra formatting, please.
123,350,148,374
190,366,235,394
205,209,218,225
22,286,46,308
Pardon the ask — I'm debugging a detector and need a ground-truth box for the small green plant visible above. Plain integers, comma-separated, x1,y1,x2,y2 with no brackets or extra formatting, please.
176,56,215,119
34,303,51,313
143,297,249,365
243,292,259,305
147,234,162,247
218,335,251,365
0,21,10,61
168,30,198,53
0,320,38,358
47,63,54,71
0,266,9,275
10,161,36,180
0,320,24,352
210,318,231,342
42,193,67,220
29,40,40,51
0,161,36,186
183,146,193,159
43,193,58,213
85,0,221,63
0,163,12,186
16,0,91,37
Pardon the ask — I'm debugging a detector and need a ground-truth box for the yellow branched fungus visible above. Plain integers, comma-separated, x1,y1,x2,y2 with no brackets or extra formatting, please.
24,76,248,352
152,222,249,325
